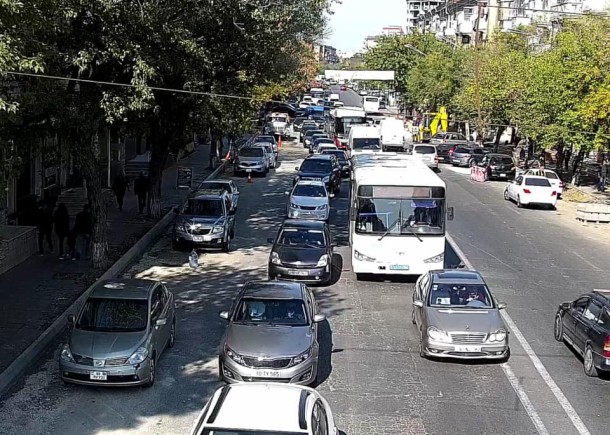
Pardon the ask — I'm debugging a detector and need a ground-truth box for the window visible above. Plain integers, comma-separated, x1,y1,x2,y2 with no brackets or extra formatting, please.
428,283,493,308
455,147,469,153
239,148,264,158
355,198,444,235
583,301,603,322
597,309,610,327
184,199,224,216
472,149,484,155
232,298,308,326
352,138,380,150
414,145,436,154
525,178,551,187
278,228,327,247
300,159,332,173
573,297,589,314
151,288,164,322
311,400,329,435
293,184,327,197
77,298,148,332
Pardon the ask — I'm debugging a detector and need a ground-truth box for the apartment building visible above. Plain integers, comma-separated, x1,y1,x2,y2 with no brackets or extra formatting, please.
406,0,445,33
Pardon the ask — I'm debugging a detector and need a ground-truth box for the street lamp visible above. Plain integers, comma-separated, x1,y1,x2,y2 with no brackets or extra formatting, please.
404,44,427,57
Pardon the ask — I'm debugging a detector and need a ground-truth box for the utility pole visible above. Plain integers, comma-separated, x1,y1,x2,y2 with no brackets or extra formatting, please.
474,1,483,146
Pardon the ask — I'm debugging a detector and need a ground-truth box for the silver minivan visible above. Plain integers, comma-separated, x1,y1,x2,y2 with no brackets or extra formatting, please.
412,144,438,170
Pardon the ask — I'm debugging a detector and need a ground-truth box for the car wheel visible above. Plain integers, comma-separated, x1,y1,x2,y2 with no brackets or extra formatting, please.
171,239,183,251
411,309,416,325
145,354,156,387
222,236,231,253
419,331,427,359
584,345,599,377
503,188,510,201
168,318,176,349
553,314,564,342
517,195,523,208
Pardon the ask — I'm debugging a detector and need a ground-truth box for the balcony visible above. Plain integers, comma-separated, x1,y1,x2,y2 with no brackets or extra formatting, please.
457,21,474,34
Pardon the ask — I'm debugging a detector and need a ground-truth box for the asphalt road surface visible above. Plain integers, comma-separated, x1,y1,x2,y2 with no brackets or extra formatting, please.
0,140,551,435
332,85,362,108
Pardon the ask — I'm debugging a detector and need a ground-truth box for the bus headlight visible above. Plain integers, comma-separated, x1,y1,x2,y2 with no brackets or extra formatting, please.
424,253,444,264
354,250,375,262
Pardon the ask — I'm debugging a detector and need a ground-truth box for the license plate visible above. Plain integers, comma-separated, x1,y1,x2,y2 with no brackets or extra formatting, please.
192,236,204,242
288,270,310,276
255,370,281,378
390,264,409,270
454,345,481,353
89,371,107,381
500,173,506,177
437,157,444,161
246,169,252,173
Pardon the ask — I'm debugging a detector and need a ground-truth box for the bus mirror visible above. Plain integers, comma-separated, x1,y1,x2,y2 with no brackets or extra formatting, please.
447,207,455,221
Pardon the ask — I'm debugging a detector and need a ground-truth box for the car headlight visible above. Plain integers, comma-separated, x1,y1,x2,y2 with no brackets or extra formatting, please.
210,226,224,235
60,344,74,362
316,204,328,210
290,202,299,209
427,327,451,343
128,346,149,365
424,253,444,264
270,252,282,265
354,250,375,262
322,176,330,182
316,254,329,267
225,345,245,365
488,329,507,343
259,160,265,165
289,347,312,367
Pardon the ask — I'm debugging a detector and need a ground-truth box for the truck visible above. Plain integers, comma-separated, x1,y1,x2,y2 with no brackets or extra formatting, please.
263,112,293,139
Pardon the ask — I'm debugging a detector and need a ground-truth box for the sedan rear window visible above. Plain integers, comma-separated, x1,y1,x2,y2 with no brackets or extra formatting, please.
454,147,470,154
525,178,551,187
428,284,493,308
414,146,436,154
77,298,148,332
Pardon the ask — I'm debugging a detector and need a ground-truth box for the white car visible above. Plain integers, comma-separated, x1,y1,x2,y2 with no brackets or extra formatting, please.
299,102,313,109
252,143,276,168
190,383,338,435
504,174,558,209
524,168,564,198
333,101,344,108
317,144,338,154
412,144,438,170
286,180,330,220
359,90,368,96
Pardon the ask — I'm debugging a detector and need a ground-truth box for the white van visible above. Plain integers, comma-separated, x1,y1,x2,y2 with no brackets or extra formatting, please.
379,118,407,152
347,126,381,157
362,96,380,112
329,93,340,102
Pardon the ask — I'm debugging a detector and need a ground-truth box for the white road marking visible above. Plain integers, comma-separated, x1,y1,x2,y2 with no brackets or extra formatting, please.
447,232,592,435
571,251,602,271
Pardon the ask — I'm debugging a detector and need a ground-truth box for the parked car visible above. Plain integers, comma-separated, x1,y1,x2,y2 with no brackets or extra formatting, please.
268,219,334,284
431,132,472,163
503,174,558,209
197,179,240,212
411,144,438,170
451,146,486,167
218,280,326,385
251,142,277,169
321,149,350,177
292,116,307,133
294,154,342,194
412,270,510,361
477,153,515,181
554,289,610,377
189,383,338,435
172,188,236,251
340,84,347,91
286,180,330,221
60,279,176,387
524,168,564,198
234,146,269,176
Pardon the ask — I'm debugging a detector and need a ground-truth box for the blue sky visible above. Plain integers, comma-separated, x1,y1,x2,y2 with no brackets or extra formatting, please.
326,0,406,52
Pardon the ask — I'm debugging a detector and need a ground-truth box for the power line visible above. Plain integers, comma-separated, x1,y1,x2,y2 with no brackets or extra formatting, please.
5,71,287,103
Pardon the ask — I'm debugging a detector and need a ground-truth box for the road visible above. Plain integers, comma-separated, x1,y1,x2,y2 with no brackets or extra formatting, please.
332,85,362,108
1,140,544,435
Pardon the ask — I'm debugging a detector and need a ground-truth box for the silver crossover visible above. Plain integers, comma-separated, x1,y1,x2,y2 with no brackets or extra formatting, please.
286,180,330,221
218,281,326,386
60,279,176,387
412,270,510,361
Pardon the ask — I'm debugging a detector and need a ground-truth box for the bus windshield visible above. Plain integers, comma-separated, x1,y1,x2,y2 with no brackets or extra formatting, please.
335,116,366,135
355,197,445,235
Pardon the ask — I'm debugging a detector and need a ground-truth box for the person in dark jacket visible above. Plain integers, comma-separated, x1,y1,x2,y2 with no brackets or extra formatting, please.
73,204,92,260
134,172,148,214
112,172,128,211
54,203,70,259
36,202,54,255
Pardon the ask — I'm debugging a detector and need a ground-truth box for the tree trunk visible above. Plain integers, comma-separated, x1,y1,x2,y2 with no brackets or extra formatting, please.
76,137,108,270
147,119,170,218
493,126,505,153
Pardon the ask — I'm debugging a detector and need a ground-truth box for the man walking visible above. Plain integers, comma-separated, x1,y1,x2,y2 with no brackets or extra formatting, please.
112,171,128,211
134,172,148,215
73,204,92,260
36,202,54,256
598,159,609,192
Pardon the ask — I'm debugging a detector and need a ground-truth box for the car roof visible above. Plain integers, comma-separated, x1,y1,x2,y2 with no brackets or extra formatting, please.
201,384,314,433
244,280,304,299
89,279,157,300
430,270,485,285
281,218,327,230
305,154,334,161
188,188,227,199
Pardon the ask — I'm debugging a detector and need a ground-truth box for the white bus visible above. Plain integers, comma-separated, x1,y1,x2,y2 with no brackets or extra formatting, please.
349,155,454,277
329,107,367,150
362,96,380,112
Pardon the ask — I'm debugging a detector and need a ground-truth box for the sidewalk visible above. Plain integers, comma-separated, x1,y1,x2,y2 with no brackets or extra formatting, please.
0,144,219,375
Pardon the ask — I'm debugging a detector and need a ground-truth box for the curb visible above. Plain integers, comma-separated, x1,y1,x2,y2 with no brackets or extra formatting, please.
0,160,228,397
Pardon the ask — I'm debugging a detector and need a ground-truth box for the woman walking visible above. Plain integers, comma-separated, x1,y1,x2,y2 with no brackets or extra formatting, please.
54,203,70,259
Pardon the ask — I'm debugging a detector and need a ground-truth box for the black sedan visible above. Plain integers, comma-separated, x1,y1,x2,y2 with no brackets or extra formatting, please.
294,154,342,194
268,219,334,285
477,153,516,181
321,149,350,177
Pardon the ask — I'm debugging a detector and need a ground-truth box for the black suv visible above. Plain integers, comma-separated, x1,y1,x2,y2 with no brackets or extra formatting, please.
554,290,610,377
172,189,236,252
294,155,342,194
476,153,516,181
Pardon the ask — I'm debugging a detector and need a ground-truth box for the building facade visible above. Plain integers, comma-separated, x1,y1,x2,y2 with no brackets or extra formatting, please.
406,0,445,33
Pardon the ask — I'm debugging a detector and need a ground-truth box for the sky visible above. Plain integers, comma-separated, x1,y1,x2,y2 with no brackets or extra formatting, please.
326,0,406,53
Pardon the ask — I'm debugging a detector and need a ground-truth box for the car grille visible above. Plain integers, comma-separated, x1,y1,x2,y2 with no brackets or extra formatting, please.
301,177,322,181
298,205,317,211
189,227,211,235
240,162,257,167
72,354,129,366
242,356,292,369
450,332,487,344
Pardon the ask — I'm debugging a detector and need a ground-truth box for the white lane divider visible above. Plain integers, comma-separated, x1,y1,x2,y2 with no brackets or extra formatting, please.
446,232,591,435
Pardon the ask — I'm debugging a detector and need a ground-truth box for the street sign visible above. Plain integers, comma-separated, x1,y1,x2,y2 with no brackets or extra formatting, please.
176,167,193,189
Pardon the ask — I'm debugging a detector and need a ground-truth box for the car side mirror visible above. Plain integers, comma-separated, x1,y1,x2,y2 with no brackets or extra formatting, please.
68,314,76,325
155,318,167,327
561,302,571,310
219,311,229,320
313,314,326,323
413,300,424,308
447,207,455,221
267,238,274,244
295,166,300,171
497,302,507,310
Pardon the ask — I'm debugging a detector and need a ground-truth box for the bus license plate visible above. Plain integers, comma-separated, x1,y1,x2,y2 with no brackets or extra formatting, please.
90,371,107,381
455,346,481,353
256,370,281,378
390,265,409,270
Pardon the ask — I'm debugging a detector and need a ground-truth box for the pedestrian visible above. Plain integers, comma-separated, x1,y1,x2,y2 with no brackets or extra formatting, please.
36,202,54,255
538,153,545,169
73,204,92,260
53,203,70,259
112,171,128,211
564,148,572,171
597,159,609,192
134,172,148,215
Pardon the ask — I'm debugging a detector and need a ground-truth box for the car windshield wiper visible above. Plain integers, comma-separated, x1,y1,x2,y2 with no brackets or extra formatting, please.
401,221,423,242
378,215,401,241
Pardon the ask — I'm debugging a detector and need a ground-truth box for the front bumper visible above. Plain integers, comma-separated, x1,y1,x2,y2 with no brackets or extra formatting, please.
422,339,509,360
60,358,152,386
174,230,225,247
219,353,318,386
352,255,443,275
235,163,266,173
287,207,329,221
269,263,331,284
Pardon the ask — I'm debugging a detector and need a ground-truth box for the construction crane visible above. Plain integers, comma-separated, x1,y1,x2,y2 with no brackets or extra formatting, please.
418,106,448,142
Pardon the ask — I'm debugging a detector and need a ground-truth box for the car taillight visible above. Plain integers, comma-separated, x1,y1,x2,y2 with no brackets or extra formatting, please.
523,189,531,194
335,137,340,147
449,147,455,156
551,191,557,196
604,335,610,357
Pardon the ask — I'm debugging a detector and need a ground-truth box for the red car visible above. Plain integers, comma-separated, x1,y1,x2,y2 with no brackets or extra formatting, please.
340,85,347,91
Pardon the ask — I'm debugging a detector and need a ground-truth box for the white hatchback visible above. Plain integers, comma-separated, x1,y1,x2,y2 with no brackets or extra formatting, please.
504,175,558,209
190,383,338,435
